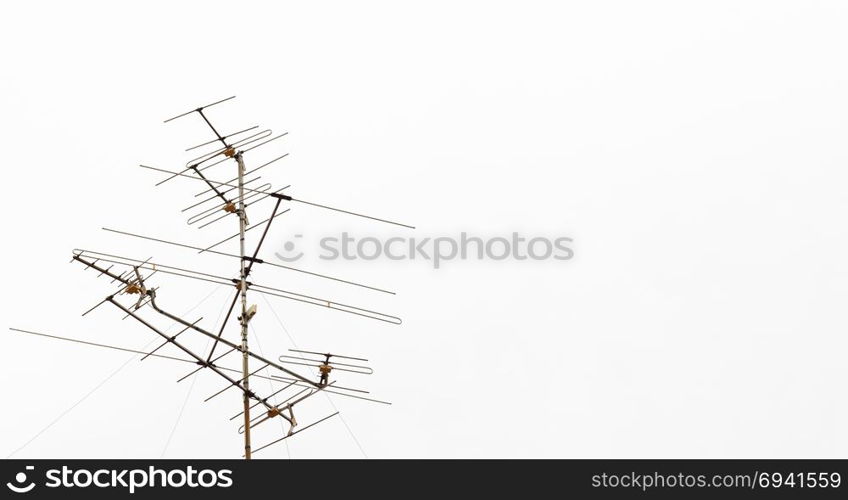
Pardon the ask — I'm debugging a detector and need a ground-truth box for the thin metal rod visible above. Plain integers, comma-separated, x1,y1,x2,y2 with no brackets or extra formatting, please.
140,318,202,361
102,227,395,294
277,359,372,374
182,176,263,212
198,109,227,147
192,153,288,198
8,327,195,364
75,250,234,285
195,185,280,229
80,255,233,288
288,349,369,362
250,412,340,456
229,379,298,421
267,379,368,395
241,131,288,154
235,151,252,459
180,347,236,383
291,198,415,229
238,384,330,434
190,165,230,205
278,356,372,374
206,290,240,363
250,286,402,325
191,132,288,175
72,254,318,387
186,125,258,151
9,328,377,404
183,180,267,223
81,297,109,316
73,254,129,282
204,363,270,403
163,96,236,123
245,196,282,277
111,298,272,411
184,130,271,170
153,129,271,186
75,250,401,325
200,208,290,253
143,165,415,230
140,164,281,196
187,183,271,226
275,385,390,404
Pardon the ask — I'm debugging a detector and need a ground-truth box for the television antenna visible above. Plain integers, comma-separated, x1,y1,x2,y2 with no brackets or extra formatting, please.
10,96,412,459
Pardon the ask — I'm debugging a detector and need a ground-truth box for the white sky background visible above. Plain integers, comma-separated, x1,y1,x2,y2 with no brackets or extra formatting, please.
1,1,847,458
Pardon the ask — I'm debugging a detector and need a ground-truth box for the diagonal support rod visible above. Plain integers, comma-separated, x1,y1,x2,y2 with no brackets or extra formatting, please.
197,109,228,148
206,290,240,363
205,196,283,363
190,165,230,206
109,297,273,412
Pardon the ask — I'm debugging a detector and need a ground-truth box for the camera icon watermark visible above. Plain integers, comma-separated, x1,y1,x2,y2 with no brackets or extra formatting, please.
274,234,304,262
6,466,35,494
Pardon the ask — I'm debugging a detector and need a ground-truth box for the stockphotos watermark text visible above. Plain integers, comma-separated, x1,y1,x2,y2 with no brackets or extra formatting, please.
5,465,232,494
274,232,574,269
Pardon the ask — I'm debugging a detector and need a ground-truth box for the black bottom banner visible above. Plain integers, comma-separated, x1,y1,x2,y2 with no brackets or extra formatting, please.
1,459,845,499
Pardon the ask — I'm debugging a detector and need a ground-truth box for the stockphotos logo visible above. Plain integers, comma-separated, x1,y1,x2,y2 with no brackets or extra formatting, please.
5,465,232,494
6,466,35,493
275,232,574,269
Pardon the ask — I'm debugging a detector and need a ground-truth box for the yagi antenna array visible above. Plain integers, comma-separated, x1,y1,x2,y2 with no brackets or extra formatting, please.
11,96,412,459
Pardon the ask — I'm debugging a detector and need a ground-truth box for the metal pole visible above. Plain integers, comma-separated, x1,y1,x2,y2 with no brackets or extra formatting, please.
236,151,252,460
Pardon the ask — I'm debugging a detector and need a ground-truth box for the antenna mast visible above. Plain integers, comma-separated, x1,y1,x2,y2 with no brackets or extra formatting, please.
11,96,414,458
236,151,252,459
